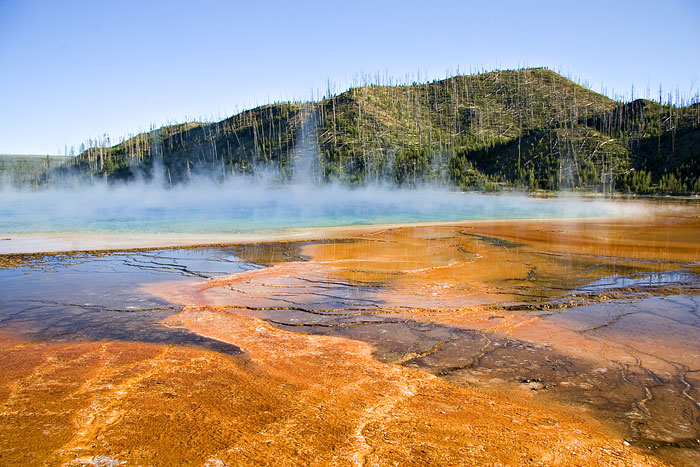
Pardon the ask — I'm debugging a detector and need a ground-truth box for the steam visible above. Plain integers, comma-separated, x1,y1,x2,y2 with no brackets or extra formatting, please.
0,174,635,236
0,130,643,240
291,106,321,185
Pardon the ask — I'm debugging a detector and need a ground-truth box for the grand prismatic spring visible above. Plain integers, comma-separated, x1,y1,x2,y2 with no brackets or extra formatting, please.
0,182,699,466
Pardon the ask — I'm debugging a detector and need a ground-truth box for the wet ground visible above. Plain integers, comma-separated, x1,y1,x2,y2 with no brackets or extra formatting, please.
145,204,700,466
1,201,699,466
267,286,700,465
181,262,700,466
0,248,258,353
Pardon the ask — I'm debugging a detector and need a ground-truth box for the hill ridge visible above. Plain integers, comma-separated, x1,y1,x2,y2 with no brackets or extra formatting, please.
44,68,700,194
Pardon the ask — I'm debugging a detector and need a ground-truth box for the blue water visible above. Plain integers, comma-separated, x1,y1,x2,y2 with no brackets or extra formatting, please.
0,183,622,234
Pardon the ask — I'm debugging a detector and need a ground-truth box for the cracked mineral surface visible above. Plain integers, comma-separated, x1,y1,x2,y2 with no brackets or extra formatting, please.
1,200,699,466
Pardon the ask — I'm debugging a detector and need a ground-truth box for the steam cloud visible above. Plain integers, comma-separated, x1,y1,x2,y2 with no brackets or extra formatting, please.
1,174,633,235
0,126,640,237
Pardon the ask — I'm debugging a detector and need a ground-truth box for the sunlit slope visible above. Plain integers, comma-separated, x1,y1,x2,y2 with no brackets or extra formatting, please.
65,68,700,193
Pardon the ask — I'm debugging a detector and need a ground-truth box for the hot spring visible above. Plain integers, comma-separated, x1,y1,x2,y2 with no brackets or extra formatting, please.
0,180,628,237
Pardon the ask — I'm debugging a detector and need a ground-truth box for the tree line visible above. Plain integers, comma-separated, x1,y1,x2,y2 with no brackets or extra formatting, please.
58,68,699,195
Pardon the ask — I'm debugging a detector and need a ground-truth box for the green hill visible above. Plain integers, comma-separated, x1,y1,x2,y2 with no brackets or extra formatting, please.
0,154,71,188
62,68,700,194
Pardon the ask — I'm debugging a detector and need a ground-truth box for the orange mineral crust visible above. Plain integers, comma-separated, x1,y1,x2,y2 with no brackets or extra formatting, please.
0,314,664,466
2,200,698,466
141,203,699,465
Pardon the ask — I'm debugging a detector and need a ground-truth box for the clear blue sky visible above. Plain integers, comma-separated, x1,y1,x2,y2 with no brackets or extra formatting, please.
1,0,698,155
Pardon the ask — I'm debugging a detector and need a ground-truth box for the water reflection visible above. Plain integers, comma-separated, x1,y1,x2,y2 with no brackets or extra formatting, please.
578,271,700,291
0,248,261,353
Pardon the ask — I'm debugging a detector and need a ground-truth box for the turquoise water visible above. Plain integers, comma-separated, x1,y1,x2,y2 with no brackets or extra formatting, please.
0,183,621,234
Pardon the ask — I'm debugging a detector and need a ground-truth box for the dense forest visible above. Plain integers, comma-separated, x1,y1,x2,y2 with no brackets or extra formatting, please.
41,68,700,194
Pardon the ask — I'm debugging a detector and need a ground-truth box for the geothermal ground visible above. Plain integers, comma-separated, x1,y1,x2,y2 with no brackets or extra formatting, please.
0,200,699,466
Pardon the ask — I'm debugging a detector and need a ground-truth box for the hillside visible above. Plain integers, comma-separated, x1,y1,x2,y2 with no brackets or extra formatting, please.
62,68,700,194
0,154,71,188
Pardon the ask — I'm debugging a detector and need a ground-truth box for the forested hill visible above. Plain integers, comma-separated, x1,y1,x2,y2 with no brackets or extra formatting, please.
64,68,700,194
